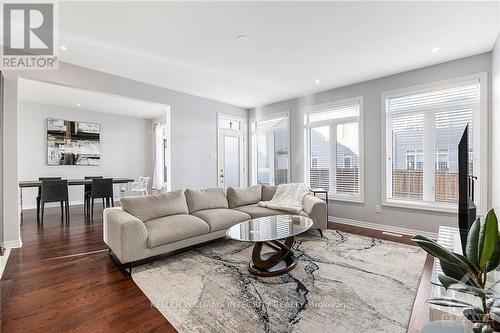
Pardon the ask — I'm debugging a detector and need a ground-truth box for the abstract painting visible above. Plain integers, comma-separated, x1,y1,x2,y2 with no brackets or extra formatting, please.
47,118,101,166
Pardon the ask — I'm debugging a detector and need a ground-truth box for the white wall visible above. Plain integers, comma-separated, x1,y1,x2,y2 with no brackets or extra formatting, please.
492,35,500,213
3,61,248,247
19,101,153,208
250,53,492,234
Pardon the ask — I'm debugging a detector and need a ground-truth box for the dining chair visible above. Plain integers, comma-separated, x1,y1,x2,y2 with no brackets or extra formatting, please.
130,176,150,196
90,178,114,221
40,180,70,224
83,176,103,218
37,177,62,223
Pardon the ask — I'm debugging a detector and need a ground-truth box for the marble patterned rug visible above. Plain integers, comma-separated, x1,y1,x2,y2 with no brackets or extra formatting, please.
132,230,426,333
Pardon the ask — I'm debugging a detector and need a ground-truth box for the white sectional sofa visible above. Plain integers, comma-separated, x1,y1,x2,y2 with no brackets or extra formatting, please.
103,185,327,269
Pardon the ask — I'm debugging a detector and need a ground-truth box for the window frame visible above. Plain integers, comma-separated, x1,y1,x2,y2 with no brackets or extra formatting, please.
303,96,365,203
380,73,488,214
249,111,291,186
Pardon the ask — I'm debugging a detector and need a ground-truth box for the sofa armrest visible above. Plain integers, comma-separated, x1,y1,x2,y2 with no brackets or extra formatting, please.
302,194,327,230
103,207,148,264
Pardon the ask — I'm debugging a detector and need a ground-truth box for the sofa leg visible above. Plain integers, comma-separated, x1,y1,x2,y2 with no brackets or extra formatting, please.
317,229,323,237
108,249,132,275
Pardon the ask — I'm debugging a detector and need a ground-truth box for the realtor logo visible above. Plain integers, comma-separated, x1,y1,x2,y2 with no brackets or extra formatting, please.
2,2,58,70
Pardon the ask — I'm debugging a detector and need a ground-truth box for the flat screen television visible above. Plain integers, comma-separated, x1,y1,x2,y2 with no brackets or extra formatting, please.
458,124,477,255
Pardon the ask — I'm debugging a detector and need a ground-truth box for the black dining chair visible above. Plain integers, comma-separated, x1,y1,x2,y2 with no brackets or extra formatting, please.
83,176,103,218
90,178,114,221
36,177,62,223
40,180,70,224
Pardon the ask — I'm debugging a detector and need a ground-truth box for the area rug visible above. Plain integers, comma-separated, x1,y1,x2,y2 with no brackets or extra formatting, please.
132,230,426,333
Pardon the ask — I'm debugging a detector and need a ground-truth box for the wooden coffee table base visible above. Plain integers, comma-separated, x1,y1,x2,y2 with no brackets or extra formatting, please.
248,236,297,277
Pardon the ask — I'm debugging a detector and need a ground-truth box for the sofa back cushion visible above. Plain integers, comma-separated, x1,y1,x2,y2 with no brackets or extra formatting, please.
185,188,228,213
226,185,262,208
261,185,278,201
120,190,188,222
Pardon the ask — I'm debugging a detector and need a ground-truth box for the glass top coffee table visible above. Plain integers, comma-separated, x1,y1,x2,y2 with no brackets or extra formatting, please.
226,215,313,277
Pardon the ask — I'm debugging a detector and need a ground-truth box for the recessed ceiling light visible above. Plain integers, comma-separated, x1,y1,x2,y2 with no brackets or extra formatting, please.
236,35,249,41
314,79,321,85
138,112,143,116
76,103,81,107
60,45,68,51
431,47,440,53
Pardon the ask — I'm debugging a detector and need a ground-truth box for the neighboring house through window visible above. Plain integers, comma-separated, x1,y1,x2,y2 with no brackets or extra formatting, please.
251,113,290,185
382,74,487,211
304,97,364,202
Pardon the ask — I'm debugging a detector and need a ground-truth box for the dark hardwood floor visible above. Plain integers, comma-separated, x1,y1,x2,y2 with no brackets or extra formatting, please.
1,205,176,333
1,207,431,332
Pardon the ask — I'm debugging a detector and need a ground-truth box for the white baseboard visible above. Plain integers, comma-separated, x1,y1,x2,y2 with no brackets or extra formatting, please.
1,239,23,248
0,248,11,279
329,216,438,240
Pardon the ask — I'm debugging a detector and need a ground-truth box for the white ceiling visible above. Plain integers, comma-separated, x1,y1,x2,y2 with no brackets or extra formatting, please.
58,1,500,108
19,79,167,119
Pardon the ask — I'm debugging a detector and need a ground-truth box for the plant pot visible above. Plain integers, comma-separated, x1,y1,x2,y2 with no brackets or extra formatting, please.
463,309,500,332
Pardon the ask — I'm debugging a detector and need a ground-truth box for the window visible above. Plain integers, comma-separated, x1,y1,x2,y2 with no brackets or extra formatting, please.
435,149,449,171
251,113,290,185
406,150,423,171
219,116,241,130
304,97,363,201
383,75,487,211
343,156,352,168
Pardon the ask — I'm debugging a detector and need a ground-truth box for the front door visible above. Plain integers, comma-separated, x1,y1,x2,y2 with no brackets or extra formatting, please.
218,129,244,189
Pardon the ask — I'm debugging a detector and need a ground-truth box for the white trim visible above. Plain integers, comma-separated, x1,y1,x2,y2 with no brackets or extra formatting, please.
329,216,438,239
164,108,172,192
1,239,22,248
249,111,291,185
0,248,11,279
382,200,457,214
303,96,364,203
380,72,488,214
329,196,365,204
381,75,482,99
302,96,364,114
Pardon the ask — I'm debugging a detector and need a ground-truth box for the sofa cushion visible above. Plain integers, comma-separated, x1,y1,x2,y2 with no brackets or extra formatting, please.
185,188,228,213
261,185,278,201
192,208,251,232
120,190,188,222
144,214,209,248
226,185,262,208
234,203,307,219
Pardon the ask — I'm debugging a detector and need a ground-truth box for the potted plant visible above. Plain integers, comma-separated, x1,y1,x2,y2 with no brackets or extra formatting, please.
412,209,500,333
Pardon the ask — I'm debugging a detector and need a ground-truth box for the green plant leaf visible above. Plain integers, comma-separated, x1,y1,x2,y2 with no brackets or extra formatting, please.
438,274,486,297
479,209,499,268
412,235,474,274
454,252,480,276
426,297,474,308
439,259,470,282
467,218,481,267
486,233,500,272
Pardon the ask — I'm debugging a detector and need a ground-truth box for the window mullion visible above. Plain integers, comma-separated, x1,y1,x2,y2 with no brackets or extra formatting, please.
423,112,436,202
329,123,337,195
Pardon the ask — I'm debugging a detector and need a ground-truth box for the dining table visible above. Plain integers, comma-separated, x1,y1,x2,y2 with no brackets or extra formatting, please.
18,178,135,223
